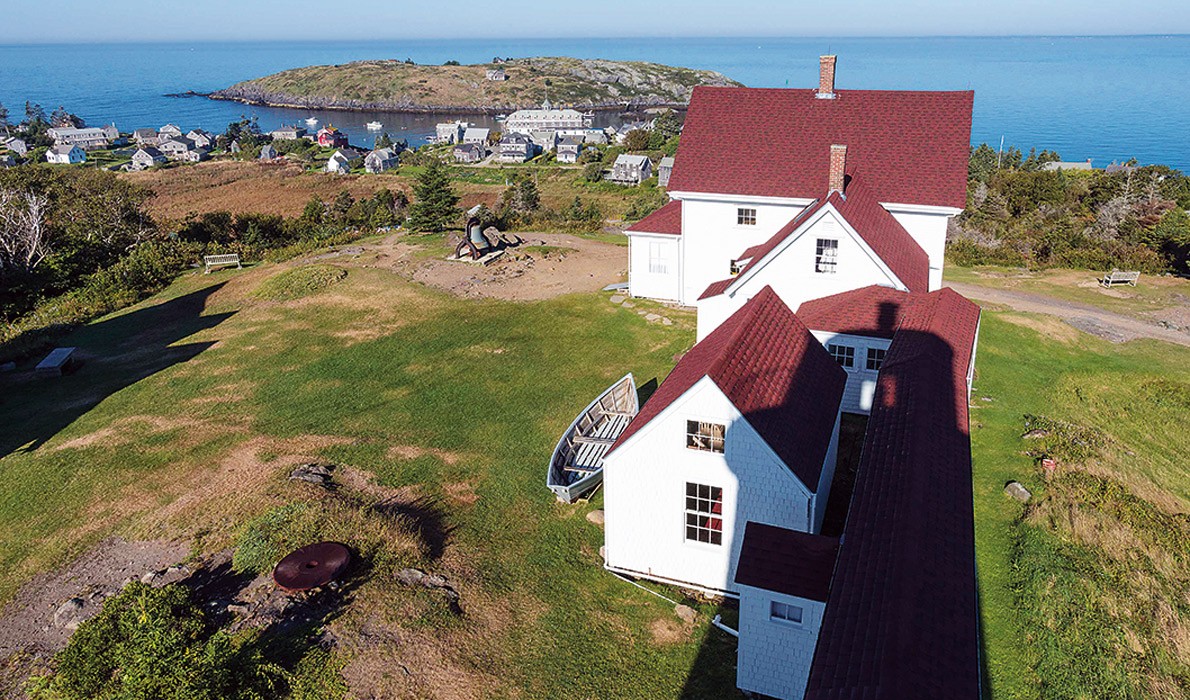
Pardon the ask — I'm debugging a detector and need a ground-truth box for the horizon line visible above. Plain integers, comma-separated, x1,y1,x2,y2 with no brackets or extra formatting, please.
2,32,1189,47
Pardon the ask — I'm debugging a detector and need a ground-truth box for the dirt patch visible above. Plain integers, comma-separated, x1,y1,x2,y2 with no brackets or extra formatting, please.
443,481,479,505
416,234,624,300
388,444,463,466
997,313,1083,344
0,538,190,658
51,415,222,452
649,617,691,645
336,465,422,502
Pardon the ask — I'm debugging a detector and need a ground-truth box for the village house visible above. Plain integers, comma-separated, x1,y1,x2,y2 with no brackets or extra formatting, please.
452,142,485,164
132,128,158,146
435,120,468,145
485,68,507,81
364,147,400,173
608,154,652,185
258,144,278,161
317,125,348,148
181,148,209,163
46,125,113,150
130,147,167,170
0,154,15,168
1041,158,1093,171
229,140,241,154
556,136,583,164
1,137,27,156
657,156,674,187
157,136,197,160
556,127,608,145
187,129,216,149
603,287,846,595
503,102,593,134
462,127,489,145
497,133,536,163
158,124,183,139
624,55,972,308
270,125,307,141
325,149,360,174
46,144,86,164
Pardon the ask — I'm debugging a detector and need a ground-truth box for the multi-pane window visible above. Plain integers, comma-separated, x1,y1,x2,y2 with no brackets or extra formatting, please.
770,600,804,624
684,482,723,545
648,242,668,274
815,238,839,273
866,347,887,371
730,259,746,276
737,208,757,226
686,420,725,453
828,343,855,368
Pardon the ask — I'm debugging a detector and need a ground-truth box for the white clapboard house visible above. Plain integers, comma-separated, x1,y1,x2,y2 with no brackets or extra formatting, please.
603,56,983,700
625,55,972,315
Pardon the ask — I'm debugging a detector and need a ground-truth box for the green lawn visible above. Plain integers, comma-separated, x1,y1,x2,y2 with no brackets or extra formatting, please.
1,255,1187,697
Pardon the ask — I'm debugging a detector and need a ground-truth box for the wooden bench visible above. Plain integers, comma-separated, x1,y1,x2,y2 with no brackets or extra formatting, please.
35,347,77,376
203,253,242,274
1101,269,1140,287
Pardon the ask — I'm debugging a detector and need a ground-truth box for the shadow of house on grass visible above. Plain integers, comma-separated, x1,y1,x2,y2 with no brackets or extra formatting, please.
679,303,982,699
0,282,235,460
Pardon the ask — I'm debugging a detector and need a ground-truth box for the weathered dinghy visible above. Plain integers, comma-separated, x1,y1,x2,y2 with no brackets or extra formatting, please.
547,374,638,503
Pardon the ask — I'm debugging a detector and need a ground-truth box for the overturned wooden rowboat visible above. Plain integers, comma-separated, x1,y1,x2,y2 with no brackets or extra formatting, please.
547,374,638,503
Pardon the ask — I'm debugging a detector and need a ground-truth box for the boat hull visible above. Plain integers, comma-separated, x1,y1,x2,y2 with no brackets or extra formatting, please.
547,374,638,503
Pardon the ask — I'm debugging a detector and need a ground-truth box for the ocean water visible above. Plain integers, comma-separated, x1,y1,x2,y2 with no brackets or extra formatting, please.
0,35,1188,169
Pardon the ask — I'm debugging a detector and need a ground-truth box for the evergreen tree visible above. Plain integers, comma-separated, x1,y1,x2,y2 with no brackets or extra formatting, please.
0,102,8,133
407,159,460,232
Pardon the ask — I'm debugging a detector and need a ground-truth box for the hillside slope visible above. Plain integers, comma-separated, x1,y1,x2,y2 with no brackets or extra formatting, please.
210,56,742,113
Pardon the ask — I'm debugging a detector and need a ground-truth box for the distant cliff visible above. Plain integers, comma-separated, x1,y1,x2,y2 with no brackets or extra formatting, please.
210,57,742,114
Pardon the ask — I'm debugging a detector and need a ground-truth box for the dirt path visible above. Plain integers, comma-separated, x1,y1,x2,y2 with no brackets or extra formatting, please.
944,281,1190,347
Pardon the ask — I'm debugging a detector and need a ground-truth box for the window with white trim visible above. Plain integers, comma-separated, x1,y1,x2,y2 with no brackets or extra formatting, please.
866,347,887,371
686,420,725,453
737,207,757,226
684,482,723,545
815,238,838,273
828,343,855,368
648,242,669,274
770,600,803,624
730,259,747,276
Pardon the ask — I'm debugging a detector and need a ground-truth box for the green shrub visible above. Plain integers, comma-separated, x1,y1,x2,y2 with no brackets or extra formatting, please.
1021,414,1108,463
252,265,347,302
28,582,284,700
232,503,312,574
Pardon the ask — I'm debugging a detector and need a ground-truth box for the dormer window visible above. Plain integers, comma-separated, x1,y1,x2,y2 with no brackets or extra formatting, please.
737,208,757,226
815,238,838,273
730,259,748,276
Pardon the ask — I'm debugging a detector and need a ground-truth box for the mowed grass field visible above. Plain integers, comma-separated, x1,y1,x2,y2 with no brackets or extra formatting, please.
0,253,1187,697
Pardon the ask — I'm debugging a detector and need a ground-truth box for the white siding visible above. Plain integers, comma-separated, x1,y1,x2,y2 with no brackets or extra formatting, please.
678,196,810,306
627,233,681,302
808,331,893,415
885,206,954,291
604,377,836,594
736,584,826,700
694,209,902,340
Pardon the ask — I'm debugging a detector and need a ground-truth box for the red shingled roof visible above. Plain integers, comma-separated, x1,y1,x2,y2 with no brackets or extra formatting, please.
796,285,917,339
805,287,982,700
735,522,839,602
667,86,973,208
624,199,682,235
608,286,846,491
699,177,929,301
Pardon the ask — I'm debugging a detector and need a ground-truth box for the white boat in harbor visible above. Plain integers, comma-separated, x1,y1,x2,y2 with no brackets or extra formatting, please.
495,114,507,122
366,121,383,130
304,116,318,126
547,374,638,503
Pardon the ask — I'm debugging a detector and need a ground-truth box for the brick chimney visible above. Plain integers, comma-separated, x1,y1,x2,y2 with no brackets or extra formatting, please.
829,144,847,194
817,55,837,99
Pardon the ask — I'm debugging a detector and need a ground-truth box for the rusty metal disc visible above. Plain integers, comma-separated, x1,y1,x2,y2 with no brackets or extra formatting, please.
272,542,351,593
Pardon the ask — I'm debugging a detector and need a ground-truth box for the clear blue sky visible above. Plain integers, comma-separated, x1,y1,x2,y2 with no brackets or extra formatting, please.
5,0,1188,42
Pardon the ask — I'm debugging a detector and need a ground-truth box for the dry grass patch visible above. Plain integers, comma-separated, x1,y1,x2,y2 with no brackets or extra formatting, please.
997,312,1083,344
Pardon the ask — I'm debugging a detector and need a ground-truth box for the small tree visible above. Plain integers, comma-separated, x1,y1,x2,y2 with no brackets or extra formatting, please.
407,159,460,232
622,129,651,152
375,132,393,149
582,162,604,183
0,102,9,134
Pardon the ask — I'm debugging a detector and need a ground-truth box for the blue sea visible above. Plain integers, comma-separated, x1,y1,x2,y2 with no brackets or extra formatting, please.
1,36,1188,169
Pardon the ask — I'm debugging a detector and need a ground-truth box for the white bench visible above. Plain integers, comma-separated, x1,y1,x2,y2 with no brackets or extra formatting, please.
1101,269,1140,287
203,253,242,274
36,347,77,376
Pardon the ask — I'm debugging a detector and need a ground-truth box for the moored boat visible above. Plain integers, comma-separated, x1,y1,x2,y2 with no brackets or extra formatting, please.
547,374,638,503
366,121,382,130
305,116,318,126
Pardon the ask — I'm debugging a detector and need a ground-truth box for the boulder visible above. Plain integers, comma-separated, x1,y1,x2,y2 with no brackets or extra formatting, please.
674,604,697,625
53,598,84,629
1004,481,1032,503
586,509,605,526
1022,429,1050,439
609,295,626,304
289,462,335,486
